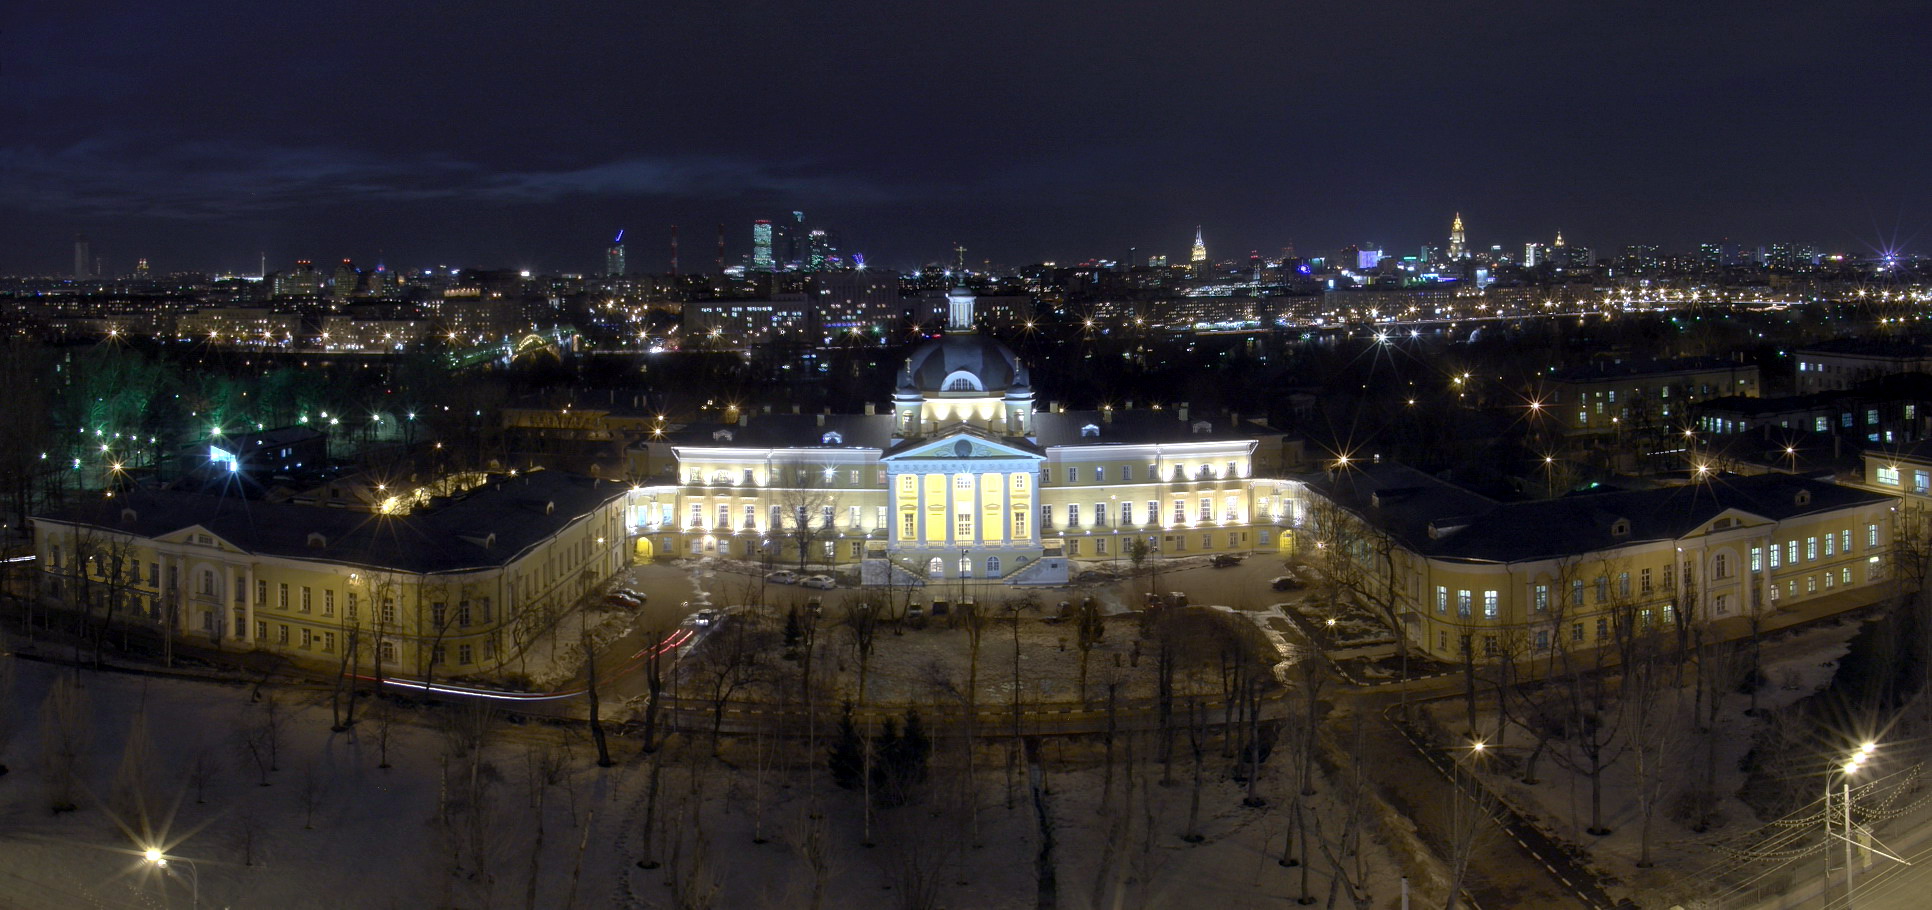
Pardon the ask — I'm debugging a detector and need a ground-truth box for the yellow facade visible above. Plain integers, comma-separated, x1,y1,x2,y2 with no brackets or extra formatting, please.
38,479,628,681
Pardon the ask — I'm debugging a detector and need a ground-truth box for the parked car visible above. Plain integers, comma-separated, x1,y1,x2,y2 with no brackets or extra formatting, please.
806,597,824,616
905,603,925,620
1270,575,1303,591
766,569,799,584
800,574,837,590
606,591,643,608
618,588,648,604
1210,554,1244,568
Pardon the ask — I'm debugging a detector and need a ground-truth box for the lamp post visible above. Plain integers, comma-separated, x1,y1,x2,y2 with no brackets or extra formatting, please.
1825,741,1877,906
144,847,198,909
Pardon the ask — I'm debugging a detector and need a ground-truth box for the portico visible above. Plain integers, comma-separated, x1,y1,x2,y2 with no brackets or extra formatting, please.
882,431,1045,581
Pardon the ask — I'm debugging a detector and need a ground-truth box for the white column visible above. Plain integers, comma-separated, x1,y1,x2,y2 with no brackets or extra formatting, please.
243,566,256,643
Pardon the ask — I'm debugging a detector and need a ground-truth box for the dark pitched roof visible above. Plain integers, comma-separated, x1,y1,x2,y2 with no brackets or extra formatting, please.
1305,462,1891,564
1797,337,1932,358
37,470,626,575
664,414,897,449
1032,409,1284,446
1549,356,1749,383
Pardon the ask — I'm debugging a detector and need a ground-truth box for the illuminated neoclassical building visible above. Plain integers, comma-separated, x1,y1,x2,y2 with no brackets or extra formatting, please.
628,285,1304,585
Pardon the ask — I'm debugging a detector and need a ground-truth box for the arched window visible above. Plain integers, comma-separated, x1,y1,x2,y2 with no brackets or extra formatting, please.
940,370,983,392
986,556,1001,576
959,556,973,578
1080,424,1100,437
821,431,843,445
927,557,945,578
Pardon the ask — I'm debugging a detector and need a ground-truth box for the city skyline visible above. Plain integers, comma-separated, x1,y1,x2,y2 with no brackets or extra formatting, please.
4,2,1929,275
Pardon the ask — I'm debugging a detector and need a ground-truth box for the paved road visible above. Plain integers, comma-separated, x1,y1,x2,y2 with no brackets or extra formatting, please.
1349,687,1611,909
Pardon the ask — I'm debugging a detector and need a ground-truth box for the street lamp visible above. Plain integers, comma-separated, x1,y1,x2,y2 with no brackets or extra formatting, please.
1826,741,1879,905
144,847,198,908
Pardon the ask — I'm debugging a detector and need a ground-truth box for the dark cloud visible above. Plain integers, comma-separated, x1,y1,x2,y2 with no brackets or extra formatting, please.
2,0,1929,273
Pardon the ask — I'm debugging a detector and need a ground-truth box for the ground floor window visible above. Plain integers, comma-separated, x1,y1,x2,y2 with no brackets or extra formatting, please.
987,556,1001,576
928,557,944,577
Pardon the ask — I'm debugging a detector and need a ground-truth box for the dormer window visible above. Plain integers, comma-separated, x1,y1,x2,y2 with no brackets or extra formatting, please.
1191,420,1212,434
1795,489,1812,506
821,431,843,445
1611,519,1630,538
712,429,734,442
940,370,984,392
307,532,328,548
1080,424,1100,438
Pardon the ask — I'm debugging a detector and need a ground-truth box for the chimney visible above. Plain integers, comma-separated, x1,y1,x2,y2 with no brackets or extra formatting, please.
1178,402,1190,422
738,413,749,427
792,404,801,415
864,402,876,416
1102,405,1113,424
816,413,826,427
763,404,772,414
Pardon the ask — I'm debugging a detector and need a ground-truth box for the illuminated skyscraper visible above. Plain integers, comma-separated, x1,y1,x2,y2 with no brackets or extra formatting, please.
807,229,832,270
73,234,91,280
1190,226,1208,277
751,220,775,271
1447,213,1467,260
134,258,151,279
606,229,627,276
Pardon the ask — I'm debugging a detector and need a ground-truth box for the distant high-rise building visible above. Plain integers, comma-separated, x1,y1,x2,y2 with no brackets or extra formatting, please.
778,211,806,268
1148,254,1168,268
606,230,627,276
1620,244,1662,273
331,259,359,300
73,234,91,280
807,229,832,271
1356,249,1383,271
1524,243,1546,267
1447,213,1467,260
1190,226,1208,269
751,220,775,271
275,260,326,297
367,262,388,296
134,258,151,279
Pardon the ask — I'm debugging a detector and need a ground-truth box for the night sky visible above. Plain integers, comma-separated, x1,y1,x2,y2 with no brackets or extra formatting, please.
5,0,1930,275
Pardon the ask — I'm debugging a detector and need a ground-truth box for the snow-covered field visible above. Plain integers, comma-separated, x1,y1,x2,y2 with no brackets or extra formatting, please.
0,647,1415,909
1417,617,1865,905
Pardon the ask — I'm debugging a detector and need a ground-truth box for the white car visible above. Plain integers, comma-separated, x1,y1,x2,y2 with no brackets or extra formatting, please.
693,608,719,627
766,570,799,584
800,574,836,590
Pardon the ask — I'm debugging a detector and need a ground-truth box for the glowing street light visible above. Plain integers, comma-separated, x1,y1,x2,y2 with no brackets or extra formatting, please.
143,846,198,907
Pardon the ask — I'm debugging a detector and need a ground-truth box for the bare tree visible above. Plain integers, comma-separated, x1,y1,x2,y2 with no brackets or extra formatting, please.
774,459,841,571
1307,497,1414,670
790,810,835,910
690,614,776,756
38,675,90,812
299,764,324,829
1074,597,1104,706
582,612,613,767
109,701,158,833
186,749,219,805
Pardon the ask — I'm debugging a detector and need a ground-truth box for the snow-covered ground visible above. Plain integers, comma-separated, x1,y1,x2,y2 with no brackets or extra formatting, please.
1416,617,1865,905
0,649,1415,909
